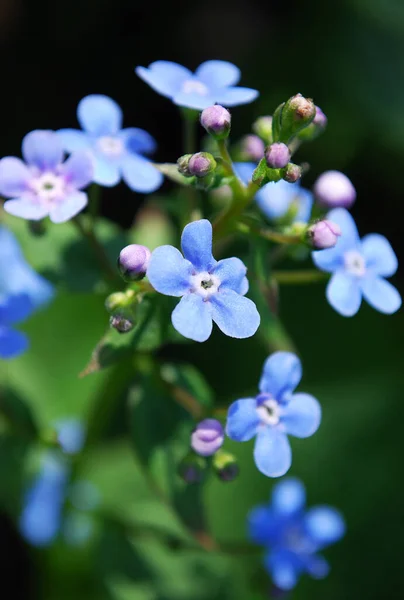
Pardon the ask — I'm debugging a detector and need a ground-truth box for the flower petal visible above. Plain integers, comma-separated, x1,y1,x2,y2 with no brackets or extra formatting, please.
304,506,346,547
0,326,29,358
92,155,121,187
60,151,94,189
171,293,213,342
271,478,306,515
120,154,163,193
254,427,292,478
256,180,298,220
213,86,259,107
147,246,193,296
234,162,256,185
0,294,32,324
282,393,321,438
49,192,88,223
0,157,31,197
119,128,157,155
265,550,300,591
326,271,362,316
304,554,330,579
195,60,241,87
361,234,398,277
181,219,215,271
22,130,64,170
4,197,50,221
226,398,260,441
211,257,247,294
172,91,217,110
259,352,302,399
57,129,92,153
312,208,360,272
210,289,260,339
77,95,122,135
135,61,192,97
248,506,278,545
361,275,401,314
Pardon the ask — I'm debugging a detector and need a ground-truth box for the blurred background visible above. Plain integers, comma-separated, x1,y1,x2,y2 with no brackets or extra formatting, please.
0,0,403,598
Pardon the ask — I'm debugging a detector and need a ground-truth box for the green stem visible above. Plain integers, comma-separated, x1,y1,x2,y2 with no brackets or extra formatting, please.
73,216,121,285
182,111,198,154
272,270,329,285
88,184,101,227
237,221,303,245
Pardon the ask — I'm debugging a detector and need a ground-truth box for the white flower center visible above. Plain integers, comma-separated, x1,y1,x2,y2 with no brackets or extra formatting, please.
344,250,366,277
181,79,209,96
190,272,221,299
97,136,124,157
30,172,66,203
256,397,281,426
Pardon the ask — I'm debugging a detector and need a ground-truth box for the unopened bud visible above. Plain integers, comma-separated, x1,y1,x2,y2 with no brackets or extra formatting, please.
212,450,239,482
297,105,328,142
313,105,327,129
280,94,316,142
177,154,193,177
191,419,224,457
188,152,217,178
239,135,265,161
307,220,341,249
109,314,134,333
200,105,231,140
283,163,302,183
252,116,273,142
105,292,127,314
178,452,207,483
118,244,151,282
314,170,356,208
265,143,291,169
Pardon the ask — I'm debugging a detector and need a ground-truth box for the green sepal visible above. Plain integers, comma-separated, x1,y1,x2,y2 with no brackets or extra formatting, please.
154,163,196,186
271,102,284,143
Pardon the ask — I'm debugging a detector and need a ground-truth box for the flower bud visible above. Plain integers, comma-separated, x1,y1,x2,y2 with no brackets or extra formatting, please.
188,152,217,178
280,94,316,142
212,450,239,482
177,154,193,177
239,135,265,162
200,105,231,140
265,143,291,169
314,170,356,208
109,314,134,334
313,105,327,129
191,419,224,457
118,244,151,282
105,292,127,314
178,452,207,483
307,220,342,249
252,116,273,142
283,163,302,183
297,105,328,142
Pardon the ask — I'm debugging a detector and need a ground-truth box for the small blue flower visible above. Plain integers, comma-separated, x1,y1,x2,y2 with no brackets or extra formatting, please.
248,478,345,591
55,419,86,455
0,294,32,359
226,352,321,477
0,131,94,223
312,208,401,316
235,162,313,223
147,219,260,342
57,95,163,192
135,60,258,110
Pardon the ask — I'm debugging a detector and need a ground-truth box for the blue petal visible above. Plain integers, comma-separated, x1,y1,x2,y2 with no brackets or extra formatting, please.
181,219,216,272
57,129,91,152
312,208,360,273
210,289,260,338
248,506,279,545
256,181,312,222
60,151,94,189
92,155,121,187
254,427,292,477
171,293,212,342
0,326,29,359
49,192,88,224
211,257,247,294
361,234,398,277
56,419,86,455
234,162,256,185
195,60,241,87
304,554,330,579
265,550,300,590
304,506,346,547
0,294,32,324
226,398,260,441
147,246,193,296
4,197,50,221
120,154,163,193
136,61,192,97
214,86,259,106
295,188,314,223
361,275,401,314
119,128,157,155
326,271,362,316
271,478,306,515
22,130,64,170
77,95,122,135
172,90,217,110
281,393,321,438
259,352,302,399
0,157,31,197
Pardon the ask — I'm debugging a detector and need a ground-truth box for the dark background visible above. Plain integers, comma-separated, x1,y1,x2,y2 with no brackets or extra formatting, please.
1,0,403,598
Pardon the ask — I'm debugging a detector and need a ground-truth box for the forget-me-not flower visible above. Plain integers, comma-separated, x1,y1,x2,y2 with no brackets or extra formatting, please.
226,352,321,477
135,60,258,110
0,294,32,359
248,478,345,590
235,162,313,223
57,95,163,192
0,131,94,223
312,208,401,316
147,219,260,342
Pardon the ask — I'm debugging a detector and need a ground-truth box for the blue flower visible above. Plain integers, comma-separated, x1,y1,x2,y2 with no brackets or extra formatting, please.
312,208,401,316
0,131,94,223
0,294,32,359
55,419,86,455
226,352,321,477
248,478,345,591
235,162,313,223
57,95,163,192
135,60,258,110
147,219,260,342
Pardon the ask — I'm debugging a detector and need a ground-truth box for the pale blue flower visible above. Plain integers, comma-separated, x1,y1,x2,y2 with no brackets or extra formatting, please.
136,60,258,110
0,294,32,359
